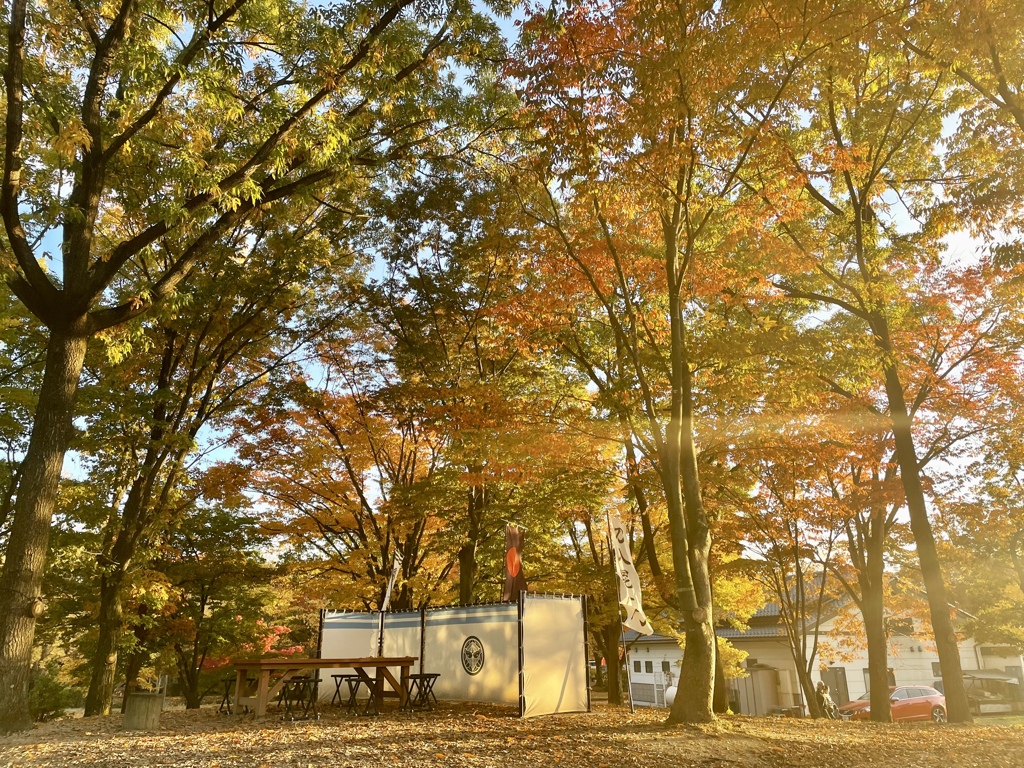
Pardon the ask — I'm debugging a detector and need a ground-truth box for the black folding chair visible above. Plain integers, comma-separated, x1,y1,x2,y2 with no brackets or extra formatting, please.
405,673,440,711
332,673,361,710
282,676,321,721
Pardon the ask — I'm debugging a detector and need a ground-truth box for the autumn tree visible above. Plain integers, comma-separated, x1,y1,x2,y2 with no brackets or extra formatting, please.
232,365,457,612
737,432,845,717
0,0,512,730
358,159,566,604
820,436,906,721
760,19,1024,720
513,0,835,723
938,388,1024,651
73,203,360,716
151,501,298,710
0,283,43,546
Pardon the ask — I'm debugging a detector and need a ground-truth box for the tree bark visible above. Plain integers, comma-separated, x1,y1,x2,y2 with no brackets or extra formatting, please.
603,621,623,705
84,452,172,714
0,331,88,732
712,638,729,713
458,477,485,604
862,576,893,722
665,274,715,724
175,646,203,709
84,574,124,716
880,351,972,723
119,604,154,714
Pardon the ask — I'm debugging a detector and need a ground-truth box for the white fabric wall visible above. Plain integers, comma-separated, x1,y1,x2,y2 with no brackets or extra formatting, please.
317,611,421,701
521,595,588,717
318,612,376,701
319,598,589,714
424,604,520,705
381,612,422,663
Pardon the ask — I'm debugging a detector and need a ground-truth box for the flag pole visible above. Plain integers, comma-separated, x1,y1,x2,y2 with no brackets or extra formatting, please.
619,606,635,714
375,551,403,657
607,511,635,714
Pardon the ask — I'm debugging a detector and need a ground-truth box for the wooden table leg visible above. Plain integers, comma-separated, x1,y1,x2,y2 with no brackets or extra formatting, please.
373,668,384,715
400,666,410,707
234,669,245,715
256,670,271,716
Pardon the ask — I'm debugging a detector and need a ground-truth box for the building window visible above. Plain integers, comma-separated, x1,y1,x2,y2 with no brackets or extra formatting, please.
662,661,671,674
931,662,942,677
888,618,914,636
634,660,641,673
645,661,653,673
864,667,896,692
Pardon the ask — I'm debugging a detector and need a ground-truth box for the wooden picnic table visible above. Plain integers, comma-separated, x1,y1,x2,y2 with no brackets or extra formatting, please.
232,656,417,717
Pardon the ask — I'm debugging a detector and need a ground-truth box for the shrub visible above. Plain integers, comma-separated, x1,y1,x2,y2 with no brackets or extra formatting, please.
29,660,83,722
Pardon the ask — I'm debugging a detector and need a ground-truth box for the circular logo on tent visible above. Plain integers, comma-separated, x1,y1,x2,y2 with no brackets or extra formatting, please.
461,636,485,675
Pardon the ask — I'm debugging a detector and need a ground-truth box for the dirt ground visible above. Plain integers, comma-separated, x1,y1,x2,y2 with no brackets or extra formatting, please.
1,702,1021,768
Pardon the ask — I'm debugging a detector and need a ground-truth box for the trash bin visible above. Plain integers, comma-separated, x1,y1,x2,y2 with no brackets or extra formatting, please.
123,692,163,730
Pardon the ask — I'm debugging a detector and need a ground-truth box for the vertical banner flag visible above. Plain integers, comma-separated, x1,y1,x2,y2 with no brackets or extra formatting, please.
607,512,653,635
374,551,404,656
501,524,528,602
381,551,404,613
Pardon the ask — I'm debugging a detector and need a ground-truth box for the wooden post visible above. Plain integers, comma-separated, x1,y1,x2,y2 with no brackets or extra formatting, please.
517,590,525,718
582,594,592,713
233,668,244,715
122,692,162,730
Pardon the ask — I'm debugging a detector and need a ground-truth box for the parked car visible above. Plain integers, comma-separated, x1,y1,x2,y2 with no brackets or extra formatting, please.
838,686,946,722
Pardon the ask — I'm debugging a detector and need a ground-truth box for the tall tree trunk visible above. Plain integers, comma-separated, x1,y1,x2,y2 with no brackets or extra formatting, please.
119,605,154,714
879,354,971,723
857,506,893,722
84,573,125,716
863,576,892,722
712,638,729,714
175,646,203,709
84,467,166,714
603,621,623,705
665,270,715,724
0,331,88,733
800,666,822,718
458,477,485,604
592,648,605,688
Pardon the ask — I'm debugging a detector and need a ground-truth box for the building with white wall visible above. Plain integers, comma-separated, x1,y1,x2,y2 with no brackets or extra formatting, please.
624,603,1023,715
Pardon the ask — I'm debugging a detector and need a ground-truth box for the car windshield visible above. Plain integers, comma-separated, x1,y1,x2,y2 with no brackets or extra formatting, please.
857,687,896,700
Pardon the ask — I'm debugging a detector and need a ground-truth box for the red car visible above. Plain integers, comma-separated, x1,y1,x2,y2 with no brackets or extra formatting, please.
838,685,946,722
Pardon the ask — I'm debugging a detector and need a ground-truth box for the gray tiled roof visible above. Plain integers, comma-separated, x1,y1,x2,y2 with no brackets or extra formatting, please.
716,625,788,639
624,625,789,643
622,629,677,644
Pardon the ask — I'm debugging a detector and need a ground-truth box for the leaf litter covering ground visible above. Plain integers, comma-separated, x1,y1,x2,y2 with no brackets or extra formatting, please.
1,703,1022,768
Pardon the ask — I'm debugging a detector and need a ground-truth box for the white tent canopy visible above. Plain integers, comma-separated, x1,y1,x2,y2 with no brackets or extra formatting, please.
320,594,590,718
